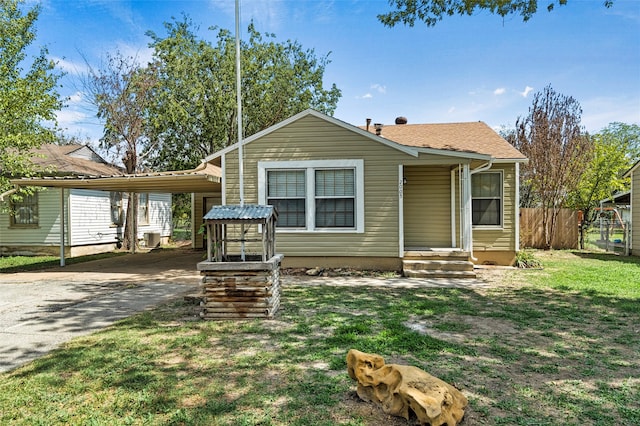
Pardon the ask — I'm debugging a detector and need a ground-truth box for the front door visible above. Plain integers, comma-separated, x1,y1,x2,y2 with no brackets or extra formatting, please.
403,166,453,249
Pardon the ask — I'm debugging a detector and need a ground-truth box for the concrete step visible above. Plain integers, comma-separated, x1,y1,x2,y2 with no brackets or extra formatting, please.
402,269,477,279
404,250,470,261
402,259,474,272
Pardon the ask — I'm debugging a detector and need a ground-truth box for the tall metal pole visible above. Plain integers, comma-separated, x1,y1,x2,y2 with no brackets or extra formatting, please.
236,0,244,206
60,188,65,267
236,0,246,260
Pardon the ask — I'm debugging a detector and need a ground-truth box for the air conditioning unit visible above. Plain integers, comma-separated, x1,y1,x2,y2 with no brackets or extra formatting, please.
144,232,161,248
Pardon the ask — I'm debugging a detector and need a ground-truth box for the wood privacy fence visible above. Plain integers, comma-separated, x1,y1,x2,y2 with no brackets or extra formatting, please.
520,208,579,249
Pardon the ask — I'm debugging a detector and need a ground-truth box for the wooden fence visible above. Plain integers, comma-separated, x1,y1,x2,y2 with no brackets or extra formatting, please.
520,208,579,249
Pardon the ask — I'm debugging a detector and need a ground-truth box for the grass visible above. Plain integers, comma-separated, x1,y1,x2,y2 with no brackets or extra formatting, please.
0,250,638,425
0,252,126,273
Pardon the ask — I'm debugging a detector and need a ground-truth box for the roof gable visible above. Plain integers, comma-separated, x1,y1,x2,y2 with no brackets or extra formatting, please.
31,144,121,176
204,109,526,163
623,159,640,178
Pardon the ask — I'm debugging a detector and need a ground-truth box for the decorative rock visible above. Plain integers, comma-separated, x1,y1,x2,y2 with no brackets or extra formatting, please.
306,267,322,276
346,349,468,426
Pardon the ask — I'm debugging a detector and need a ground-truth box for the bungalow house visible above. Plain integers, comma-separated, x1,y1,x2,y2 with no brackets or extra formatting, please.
623,160,639,256
1,144,172,257
194,109,527,273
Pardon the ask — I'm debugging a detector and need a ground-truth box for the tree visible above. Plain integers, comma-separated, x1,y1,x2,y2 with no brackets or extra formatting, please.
565,122,640,247
378,0,614,27
145,18,341,171
0,0,62,194
511,85,592,249
83,52,158,250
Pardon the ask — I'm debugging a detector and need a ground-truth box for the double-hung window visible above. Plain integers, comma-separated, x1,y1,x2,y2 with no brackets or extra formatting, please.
10,193,39,227
471,171,502,227
259,160,364,232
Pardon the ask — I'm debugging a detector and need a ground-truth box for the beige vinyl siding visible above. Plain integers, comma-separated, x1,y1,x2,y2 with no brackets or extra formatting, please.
632,170,639,255
218,113,520,259
224,115,413,257
403,166,452,247
193,192,222,249
472,164,517,252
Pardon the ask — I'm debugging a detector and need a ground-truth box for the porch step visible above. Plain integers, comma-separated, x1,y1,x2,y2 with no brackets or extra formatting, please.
403,259,474,272
402,251,476,279
403,269,477,279
404,250,470,260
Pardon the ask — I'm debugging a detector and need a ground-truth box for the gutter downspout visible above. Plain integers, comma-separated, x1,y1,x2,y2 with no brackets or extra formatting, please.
467,161,494,262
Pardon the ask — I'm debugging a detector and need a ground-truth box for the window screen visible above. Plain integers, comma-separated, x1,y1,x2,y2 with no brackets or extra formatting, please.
267,170,306,227
471,172,502,226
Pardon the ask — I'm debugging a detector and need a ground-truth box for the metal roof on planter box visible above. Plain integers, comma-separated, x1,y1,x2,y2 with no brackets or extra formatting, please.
203,204,277,223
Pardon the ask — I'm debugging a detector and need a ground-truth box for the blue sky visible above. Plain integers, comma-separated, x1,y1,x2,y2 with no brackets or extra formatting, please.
29,0,640,142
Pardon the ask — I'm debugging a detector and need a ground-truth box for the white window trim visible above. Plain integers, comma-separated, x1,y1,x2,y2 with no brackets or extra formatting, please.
471,170,504,230
258,159,365,233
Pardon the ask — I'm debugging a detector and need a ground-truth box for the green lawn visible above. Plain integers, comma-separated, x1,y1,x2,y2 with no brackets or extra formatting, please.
0,251,638,425
0,252,125,273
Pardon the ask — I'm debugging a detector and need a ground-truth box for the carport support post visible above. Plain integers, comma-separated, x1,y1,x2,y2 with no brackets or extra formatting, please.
60,188,65,267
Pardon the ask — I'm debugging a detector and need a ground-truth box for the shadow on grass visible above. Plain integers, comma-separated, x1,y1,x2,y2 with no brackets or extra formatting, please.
569,250,640,265
2,282,639,425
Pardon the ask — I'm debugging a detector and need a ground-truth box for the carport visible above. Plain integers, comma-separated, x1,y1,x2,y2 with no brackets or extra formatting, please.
8,162,222,265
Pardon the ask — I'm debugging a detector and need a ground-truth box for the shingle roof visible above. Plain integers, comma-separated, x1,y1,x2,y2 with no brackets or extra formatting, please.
30,144,122,176
361,121,527,160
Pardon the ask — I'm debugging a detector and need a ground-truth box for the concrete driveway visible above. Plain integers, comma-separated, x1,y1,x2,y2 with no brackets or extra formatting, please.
0,247,203,373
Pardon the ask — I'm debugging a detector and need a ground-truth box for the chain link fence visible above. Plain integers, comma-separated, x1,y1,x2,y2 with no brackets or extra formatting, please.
583,218,631,255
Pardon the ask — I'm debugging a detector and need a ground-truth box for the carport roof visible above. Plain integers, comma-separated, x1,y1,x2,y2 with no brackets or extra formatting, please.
10,162,221,193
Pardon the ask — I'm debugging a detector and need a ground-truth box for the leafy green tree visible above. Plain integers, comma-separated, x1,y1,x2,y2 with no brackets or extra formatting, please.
378,0,614,27
0,0,62,194
145,18,341,171
83,52,158,250
566,123,640,240
511,85,592,249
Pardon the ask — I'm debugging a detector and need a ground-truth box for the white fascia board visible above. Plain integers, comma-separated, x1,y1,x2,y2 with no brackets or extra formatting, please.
415,147,493,161
202,109,421,163
623,159,640,178
491,158,529,164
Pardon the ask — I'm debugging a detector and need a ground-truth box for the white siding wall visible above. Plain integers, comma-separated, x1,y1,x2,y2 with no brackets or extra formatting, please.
69,189,119,246
138,193,172,239
0,188,68,246
1,189,171,251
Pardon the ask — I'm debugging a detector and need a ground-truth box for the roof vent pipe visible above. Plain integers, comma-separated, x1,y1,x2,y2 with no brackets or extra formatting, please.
395,116,408,125
366,118,371,132
374,123,383,136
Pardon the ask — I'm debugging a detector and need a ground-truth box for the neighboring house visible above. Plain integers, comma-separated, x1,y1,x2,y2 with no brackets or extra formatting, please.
194,109,527,269
1,144,172,257
623,160,639,256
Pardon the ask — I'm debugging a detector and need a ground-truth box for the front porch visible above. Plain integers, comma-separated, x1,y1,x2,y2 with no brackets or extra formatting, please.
402,249,476,279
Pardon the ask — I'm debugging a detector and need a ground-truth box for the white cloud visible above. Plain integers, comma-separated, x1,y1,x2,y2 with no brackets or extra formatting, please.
357,93,373,99
67,91,84,104
494,87,506,96
520,86,534,97
448,106,456,114
56,109,88,126
53,57,89,75
371,83,386,94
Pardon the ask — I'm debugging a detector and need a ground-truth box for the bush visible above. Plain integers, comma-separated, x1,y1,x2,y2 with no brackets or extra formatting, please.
515,250,542,269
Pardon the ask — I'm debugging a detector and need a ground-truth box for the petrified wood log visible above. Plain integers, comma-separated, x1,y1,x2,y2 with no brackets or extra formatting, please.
346,349,468,426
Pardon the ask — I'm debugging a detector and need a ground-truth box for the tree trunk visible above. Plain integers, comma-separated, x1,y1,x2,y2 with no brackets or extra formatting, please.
123,192,138,252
